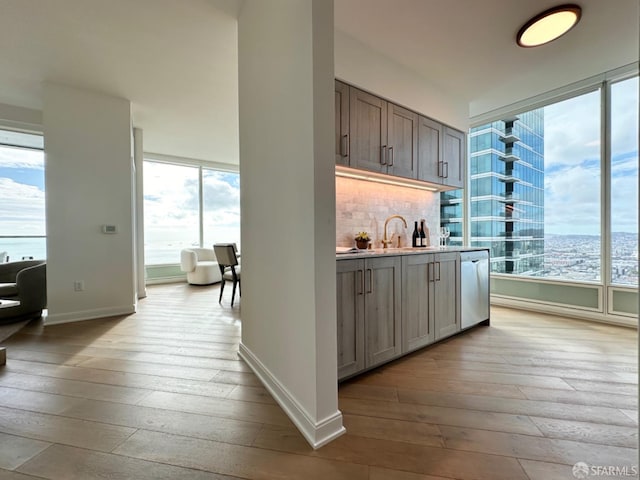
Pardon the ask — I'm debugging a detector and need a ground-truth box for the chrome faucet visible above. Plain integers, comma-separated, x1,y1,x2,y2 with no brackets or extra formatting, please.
382,215,408,248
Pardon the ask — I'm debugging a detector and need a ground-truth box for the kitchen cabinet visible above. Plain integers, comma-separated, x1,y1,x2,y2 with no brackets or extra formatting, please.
340,84,418,179
364,255,402,367
402,254,435,351
335,80,350,166
402,251,460,350
349,87,387,173
336,255,402,380
433,252,460,340
417,116,466,189
442,126,465,188
336,259,365,379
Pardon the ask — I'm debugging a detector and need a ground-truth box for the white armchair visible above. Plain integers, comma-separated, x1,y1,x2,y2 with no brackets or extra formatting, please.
180,248,222,285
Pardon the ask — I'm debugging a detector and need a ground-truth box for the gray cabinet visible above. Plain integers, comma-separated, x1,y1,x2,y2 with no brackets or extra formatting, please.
338,252,463,380
336,259,365,379
417,116,442,184
364,255,402,367
402,254,435,352
336,256,402,380
433,252,460,340
442,127,465,188
341,84,418,179
418,116,465,189
403,252,460,350
349,87,387,173
387,103,418,179
335,80,350,166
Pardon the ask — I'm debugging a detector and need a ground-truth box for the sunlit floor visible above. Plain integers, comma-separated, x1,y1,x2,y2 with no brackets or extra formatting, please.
0,282,636,480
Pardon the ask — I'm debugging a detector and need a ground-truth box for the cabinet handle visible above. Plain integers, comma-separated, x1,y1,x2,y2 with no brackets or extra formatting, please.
428,262,434,283
388,146,394,166
437,161,443,178
366,268,373,293
444,162,449,178
380,145,387,165
341,134,349,157
357,269,364,295
436,261,441,281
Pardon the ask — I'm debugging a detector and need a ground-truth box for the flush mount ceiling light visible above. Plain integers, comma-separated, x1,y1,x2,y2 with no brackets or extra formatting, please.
517,4,582,47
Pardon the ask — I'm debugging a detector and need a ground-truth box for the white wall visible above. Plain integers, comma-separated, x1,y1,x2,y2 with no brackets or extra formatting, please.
238,0,343,448
335,29,469,131
0,102,42,131
43,84,136,324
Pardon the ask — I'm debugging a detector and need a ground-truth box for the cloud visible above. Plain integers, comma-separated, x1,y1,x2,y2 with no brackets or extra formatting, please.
0,146,44,169
142,162,240,247
544,163,600,235
0,177,46,235
543,90,600,170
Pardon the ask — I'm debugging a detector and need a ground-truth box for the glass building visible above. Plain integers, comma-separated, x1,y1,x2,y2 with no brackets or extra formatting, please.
441,111,545,274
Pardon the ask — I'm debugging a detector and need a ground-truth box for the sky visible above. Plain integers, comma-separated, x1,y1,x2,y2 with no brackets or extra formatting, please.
542,76,638,235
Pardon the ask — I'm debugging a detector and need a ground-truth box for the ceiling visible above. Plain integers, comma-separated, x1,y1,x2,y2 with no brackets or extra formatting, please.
0,0,637,165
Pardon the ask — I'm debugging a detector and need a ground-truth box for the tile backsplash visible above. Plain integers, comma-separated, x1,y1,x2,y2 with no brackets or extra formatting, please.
336,176,440,248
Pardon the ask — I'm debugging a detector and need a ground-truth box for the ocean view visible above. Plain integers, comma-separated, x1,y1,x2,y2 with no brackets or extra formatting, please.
0,237,46,262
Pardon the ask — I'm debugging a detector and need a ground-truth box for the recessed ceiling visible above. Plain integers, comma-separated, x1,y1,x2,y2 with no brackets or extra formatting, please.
0,0,636,165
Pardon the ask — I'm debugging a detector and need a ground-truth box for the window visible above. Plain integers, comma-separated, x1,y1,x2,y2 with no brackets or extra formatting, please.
143,160,240,266
0,130,46,261
469,89,601,281
202,169,241,248
143,162,200,265
610,76,639,286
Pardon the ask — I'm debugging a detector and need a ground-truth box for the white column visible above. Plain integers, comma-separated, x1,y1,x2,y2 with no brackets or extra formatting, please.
43,83,136,324
238,0,343,448
133,127,147,299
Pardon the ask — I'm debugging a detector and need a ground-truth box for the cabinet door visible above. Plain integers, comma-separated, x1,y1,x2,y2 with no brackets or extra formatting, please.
387,103,418,179
337,259,365,380
417,115,443,184
434,252,460,340
335,80,350,166
350,87,387,173
364,255,402,367
442,127,465,188
402,254,435,352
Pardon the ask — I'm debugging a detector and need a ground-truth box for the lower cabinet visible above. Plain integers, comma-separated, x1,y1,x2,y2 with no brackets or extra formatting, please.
402,252,460,351
433,252,460,340
337,256,402,380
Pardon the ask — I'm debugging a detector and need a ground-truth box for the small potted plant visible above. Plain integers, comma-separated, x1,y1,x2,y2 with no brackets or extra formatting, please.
355,231,371,250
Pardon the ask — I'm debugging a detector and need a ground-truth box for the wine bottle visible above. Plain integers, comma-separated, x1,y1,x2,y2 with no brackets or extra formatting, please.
412,221,419,247
419,220,426,247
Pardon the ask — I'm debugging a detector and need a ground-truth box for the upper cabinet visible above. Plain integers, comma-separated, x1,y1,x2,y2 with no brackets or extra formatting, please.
418,117,465,189
349,87,388,173
335,80,464,188
387,103,418,179
442,126,465,188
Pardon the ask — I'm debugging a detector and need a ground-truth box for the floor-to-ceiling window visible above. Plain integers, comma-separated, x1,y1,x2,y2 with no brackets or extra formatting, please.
142,159,240,280
0,129,46,262
610,76,638,287
467,70,638,320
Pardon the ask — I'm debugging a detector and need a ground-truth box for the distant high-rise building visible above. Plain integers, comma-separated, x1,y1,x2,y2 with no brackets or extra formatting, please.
441,111,545,274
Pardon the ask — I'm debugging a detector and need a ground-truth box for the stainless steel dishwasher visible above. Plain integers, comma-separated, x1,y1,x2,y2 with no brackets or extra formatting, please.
460,250,490,329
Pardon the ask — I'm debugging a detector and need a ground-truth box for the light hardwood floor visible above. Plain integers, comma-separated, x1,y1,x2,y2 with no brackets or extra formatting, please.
0,283,637,480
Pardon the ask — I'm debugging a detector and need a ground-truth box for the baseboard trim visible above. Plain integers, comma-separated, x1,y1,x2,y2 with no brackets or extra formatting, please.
238,343,345,449
44,304,136,326
491,296,637,328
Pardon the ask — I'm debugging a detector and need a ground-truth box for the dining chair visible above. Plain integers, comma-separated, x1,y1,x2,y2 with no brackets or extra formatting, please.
213,243,241,306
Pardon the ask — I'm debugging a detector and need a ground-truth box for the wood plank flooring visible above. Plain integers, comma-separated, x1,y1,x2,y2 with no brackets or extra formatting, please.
0,283,637,479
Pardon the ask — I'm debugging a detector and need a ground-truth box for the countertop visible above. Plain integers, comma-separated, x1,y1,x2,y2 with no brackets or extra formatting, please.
336,246,488,260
